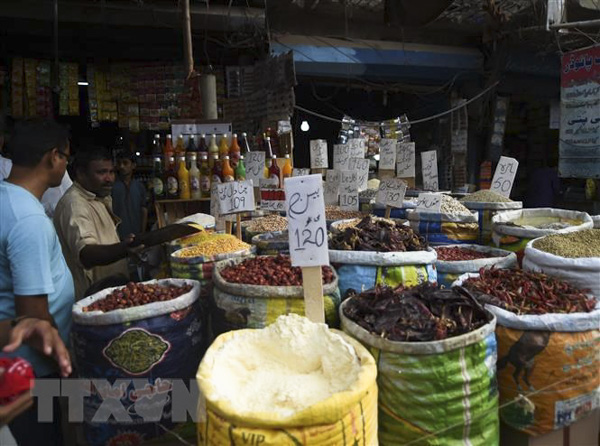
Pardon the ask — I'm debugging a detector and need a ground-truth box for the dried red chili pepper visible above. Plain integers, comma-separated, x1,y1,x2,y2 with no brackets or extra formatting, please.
463,268,596,315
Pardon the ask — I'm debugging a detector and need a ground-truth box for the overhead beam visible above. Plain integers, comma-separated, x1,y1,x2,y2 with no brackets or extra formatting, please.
0,0,265,33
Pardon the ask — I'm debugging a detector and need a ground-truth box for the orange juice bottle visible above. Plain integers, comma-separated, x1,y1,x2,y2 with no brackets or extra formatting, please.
222,156,235,182
219,134,229,159
177,155,190,199
282,154,292,180
229,133,241,169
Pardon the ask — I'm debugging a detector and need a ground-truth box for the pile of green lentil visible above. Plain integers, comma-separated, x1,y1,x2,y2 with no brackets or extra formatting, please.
533,229,600,258
460,190,513,203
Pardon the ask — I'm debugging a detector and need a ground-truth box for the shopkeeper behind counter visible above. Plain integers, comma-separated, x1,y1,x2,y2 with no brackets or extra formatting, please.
54,146,144,300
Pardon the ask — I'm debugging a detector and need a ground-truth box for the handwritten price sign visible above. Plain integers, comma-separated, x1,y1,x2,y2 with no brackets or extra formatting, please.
416,193,442,213
490,156,519,197
397,142,415,178
421,150,439,191
246,152,265,186
284,175,329,267
348,157,370,192
339,170,359,211
377,178,407,208
379,139,397,171
324,181,339,205
348,138,366,158
293,168,310,177
310,140,328,169
217,180,255,215
333,144,350,171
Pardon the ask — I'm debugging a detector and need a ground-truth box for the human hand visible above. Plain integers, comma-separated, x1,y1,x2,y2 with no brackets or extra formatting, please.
0,391,33,426
3,318,72,377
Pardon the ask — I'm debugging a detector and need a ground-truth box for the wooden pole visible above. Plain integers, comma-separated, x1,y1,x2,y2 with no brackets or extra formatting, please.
302,266,325,323
236,214,242,240
182,0,194,79
225,220,233,235
384,206,392,219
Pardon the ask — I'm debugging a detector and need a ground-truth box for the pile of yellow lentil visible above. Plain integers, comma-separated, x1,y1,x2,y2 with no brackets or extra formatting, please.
173,234,251,258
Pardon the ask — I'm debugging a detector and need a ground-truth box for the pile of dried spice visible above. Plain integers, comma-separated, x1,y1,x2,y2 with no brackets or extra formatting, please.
329,216,427,252
436,246,494,261
462,268,596,315
343,283,491,341
532,229,600,258
460,190,513,203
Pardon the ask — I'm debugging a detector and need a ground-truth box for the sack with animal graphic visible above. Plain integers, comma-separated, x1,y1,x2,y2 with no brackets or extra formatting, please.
329,248,437,298
71,279,204,446
454,274,599,436
210,256,341,339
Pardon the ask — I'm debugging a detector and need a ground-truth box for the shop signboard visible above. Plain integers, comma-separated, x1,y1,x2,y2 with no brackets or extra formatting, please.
559,45,600,178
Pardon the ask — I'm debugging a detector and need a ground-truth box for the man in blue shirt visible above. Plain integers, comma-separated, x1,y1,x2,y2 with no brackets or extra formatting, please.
0,119,74,445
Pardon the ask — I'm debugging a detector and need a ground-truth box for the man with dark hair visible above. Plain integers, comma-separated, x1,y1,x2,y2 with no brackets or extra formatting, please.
0,118,74,444
113,151,148,240
0,115,73,217
54,147,141,300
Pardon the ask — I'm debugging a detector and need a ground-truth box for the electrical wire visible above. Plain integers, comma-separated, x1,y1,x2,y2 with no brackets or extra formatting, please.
294,81,500,125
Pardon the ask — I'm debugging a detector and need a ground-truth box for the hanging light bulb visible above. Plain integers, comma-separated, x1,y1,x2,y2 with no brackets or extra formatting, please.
300,120,310,132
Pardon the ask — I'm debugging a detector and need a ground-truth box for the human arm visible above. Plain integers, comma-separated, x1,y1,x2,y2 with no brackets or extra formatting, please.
1,317,72,377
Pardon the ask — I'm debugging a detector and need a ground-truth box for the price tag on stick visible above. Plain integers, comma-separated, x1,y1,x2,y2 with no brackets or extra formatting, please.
310,140,328,169
421,150,439,191
246,152,265,186
490,156,519,197
284,175,329,323
217,181,255,239
416,193,442,213
348,158,369,192
377,178,407,218
379,139,397,171
323,182,339,205
348,138,366,158
292,168,310,177
397,142,415,178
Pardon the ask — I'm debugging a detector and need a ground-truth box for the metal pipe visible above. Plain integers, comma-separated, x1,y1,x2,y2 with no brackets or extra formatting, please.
550,18,600,29
182,0,193,78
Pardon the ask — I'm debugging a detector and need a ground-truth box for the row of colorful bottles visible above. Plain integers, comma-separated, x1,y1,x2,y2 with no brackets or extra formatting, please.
151,132,250,165
152,153,247,200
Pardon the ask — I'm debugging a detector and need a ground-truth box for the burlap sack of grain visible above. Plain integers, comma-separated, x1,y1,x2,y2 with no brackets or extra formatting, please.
196,328,378,446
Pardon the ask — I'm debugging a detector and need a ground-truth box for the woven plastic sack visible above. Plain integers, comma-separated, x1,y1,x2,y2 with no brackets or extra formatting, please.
435,244,517,288
341,300,499,446
491,208,593,265
211,256,341,337
329,248,437,298
460,200,523,245
196,328,378,445
251,231,289,255
406,209,479,246
72,279,204,446
454,273,600,436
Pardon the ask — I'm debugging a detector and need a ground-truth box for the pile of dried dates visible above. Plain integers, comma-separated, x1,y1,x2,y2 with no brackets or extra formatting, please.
83,282,192,312
329,216,427,252
343,283,491,341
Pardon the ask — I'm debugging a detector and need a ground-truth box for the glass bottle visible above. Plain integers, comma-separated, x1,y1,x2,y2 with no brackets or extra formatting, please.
177,155,190,200
211,154,223,184
235,155,246,181
269,156,281,188
175,135,185,154
282,154,292,180
198,133,208,157
208,134,219,167
164,134,174,157
222,156,235,182
152,156,165,200
199,154,211,198
189,154,201,199
166,156,179,199
229,133,241,169
152,134,162,155
219,133,229,159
